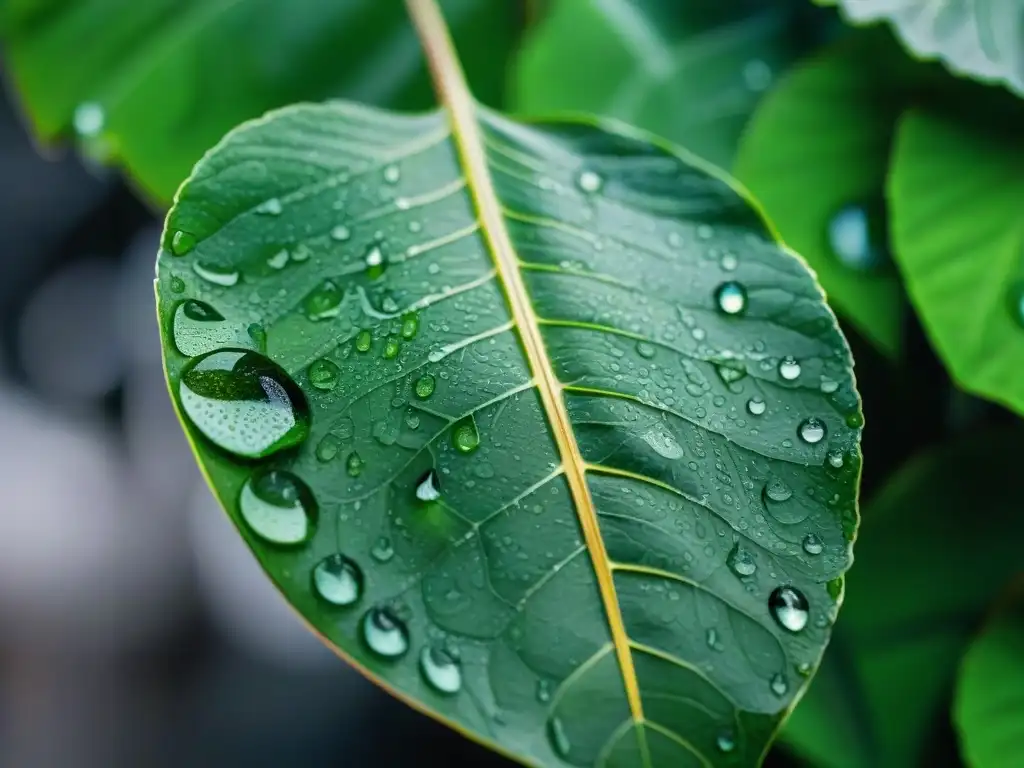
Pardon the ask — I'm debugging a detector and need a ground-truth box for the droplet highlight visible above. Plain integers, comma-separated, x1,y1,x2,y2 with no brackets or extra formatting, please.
192,261,239,287
577,170,603,193
769,586,810,633
714,281,747,315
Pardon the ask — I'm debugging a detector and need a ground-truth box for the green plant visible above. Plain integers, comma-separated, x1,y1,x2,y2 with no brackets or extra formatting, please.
4,0,1022,766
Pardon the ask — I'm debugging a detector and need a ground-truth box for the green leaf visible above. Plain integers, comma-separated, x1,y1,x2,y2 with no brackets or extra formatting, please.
955,587,1024,768
512,0,823,169
781,428,1024,768
156,1,862,765
888,107,1024,416
817,0,1024,96
1,0,514,204
734,31,928,359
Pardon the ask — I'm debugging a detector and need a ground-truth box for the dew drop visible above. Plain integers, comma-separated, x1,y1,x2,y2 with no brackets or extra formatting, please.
415,469,441,502
420,646,462,695
769,586,810,633
536,680,552,703
778,356,801,381
715,281,747,315
256,197,283,216
720,252,738,271
577,170,603,193
826,449,844,468
697,224,713,240
308,358,339,391
364,244,386,279
746,397,766,416
827,203,888,271
819,376,839,394
170,276,186,293
371,536,394,563
548,717,572,758
238,468,317,546
770,673,789,697
265,250,288,271
727,543,756,577
798,417,827,444
192,261,239,287
382,336,400,359
247,323,267,352
763,477,793,503
330,224,351,242
716,732,736,753
802,534,824,556
636,341,656,359
170,230,197,256
303,280,343,321
401,313,420,340
796,661,813,677
362,607,409,658
452,417,480,454
355,329,372,353
716,361,747,384
179,349,309,459
383,164,401,184
73,101,105,138
642,428,684,460
172,300,239,357
346,452,364,477
316,434,341,462
415,374,436,399
846,411,864,429
313,554,363,606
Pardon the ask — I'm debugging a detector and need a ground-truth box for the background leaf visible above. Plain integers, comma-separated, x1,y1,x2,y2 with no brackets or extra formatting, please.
512,0,832,169
888,106,1024,417
0,0,515,203
954,585,1024,768
781,428,1024,768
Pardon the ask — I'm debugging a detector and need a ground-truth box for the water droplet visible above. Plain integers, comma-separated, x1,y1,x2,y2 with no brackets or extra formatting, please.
256,197,282,216
452,417,480,454
802,534,824,556
170,276,186,293
420,646,462,695
705,628,721,650
266,250,289,270
239,468,317,546
170,231,196,256
346,451,364,477
355,329,372,353
383,165,401,184
415,374,435,399
577,170,603,193
247,323,267,352
172,300,237,357
778,357,801,381
308,358,339,391
73,101,105,137
747,397,766,416
697,224,713,240
727,544,756,577
846,411,864,429
371,536,394,563
720,252,738,271
770,673,789,697
364,245,386,279
636,341,656,359
826,449,844,468
820,376,839,394
715,281,747,315
548,717,571,757
716,732,736,753
179,349,309,459
192,261,239,287
536,680,552,703
313,554,363,606
796,661,813,677
362,607,409,658
769,586,810,633
763,477,792,503
401,313,419,340
828,203,887,271
798,417,827,444
330,224,351,242
316,434,341,462
716,361,747,384
642,428,684,460
382,336,400,359
743,59,773,91
303,280,343,321
415,469,441,502
1009,282,1024,328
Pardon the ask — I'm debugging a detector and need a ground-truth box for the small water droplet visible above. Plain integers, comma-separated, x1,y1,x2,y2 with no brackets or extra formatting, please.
798,417,826,444
778,357,801,381
401,313,419,340
170,231,196,256
382,336,400,359
316,434,341,462
371,536,394,563
769,586,810,633
304,280,343,321
828,203,888,271
362,607,409,658
355,329,372,353
727,544,756,577
383,164,400,183
548,717,571,758
705,628,721,650
364,245,386,279
720,252,738,271
239,468,317,546
192,261,239,287
313,554,363,606
536,680,552,703
256,197,282,216
697,224,713,240
452,417,480,454
420,645,462,694
747,397,766,416
179,349,309,459
636,341,656,359
331,225,351,242
346,452,363,477
715,281,747,315
796,661,813,677
415,374,435,399
577,170,603,193
73,101,105,138
820,376,839,394
716,732,736,753
170,276,186,293
716,361,747,384
763,477,793,503
308,358,339,391
826,449,844,468
266,249,289,270
802,534,824,556
770,673,789,697
415,469,441,502
846,411,864,429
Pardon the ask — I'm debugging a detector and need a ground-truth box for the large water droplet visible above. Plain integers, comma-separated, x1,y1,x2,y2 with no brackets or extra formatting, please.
763,477,792,503
415,374,436,399
452,417,480,454
179,349,309,459
642,428,685,460
716,732,736,753
256,197,283,216
778,357,801,381
371,536,394,563
577,170,603,193
769,586,810,633
715,281,747,315
313,554,363,606
308,358,339,391
362,607,409,658
802,534,824,555
415,469,441,502
304,280,343,321
420,645,462,695
828,203,887,271
170,230,196,256
239,468,317,546
73,101,105,138
192,261,239,287
798,417,827,444
770,673,789,697
747,397,766,416
727,544,756,577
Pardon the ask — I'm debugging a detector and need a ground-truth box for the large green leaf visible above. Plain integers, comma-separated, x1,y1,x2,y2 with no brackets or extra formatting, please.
0,0,513,203
816,0,1024,96
512,0,825,169
781,428,1024,768
156,1,862,765
888,108,1024,417
955,587,1024,767
734,31,930,359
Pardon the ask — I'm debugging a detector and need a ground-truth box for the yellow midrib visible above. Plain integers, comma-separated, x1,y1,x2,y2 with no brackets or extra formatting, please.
405,0,644,724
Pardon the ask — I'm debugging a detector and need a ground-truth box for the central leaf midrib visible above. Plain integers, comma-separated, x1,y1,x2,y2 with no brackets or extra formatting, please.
404,0,646,730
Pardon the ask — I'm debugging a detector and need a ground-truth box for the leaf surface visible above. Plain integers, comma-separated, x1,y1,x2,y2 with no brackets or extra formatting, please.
156,2,862,764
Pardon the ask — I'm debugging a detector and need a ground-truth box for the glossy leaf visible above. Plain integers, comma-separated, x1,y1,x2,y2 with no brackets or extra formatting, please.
156,1,862,764
512,0,828,168
888,108,1024,417
955,587,1024,768
781,429,1024,768
734,31,927,359
0,0,514,204
816,0,1024,96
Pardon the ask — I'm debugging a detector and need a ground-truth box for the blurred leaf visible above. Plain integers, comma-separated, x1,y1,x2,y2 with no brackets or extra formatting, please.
1,0,515,204
954,586,1024,768
782,428,1024,768
734,31,933,359
817,0,1024,96
888,108,1024,417
512,0,830,168
155,2,863,765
